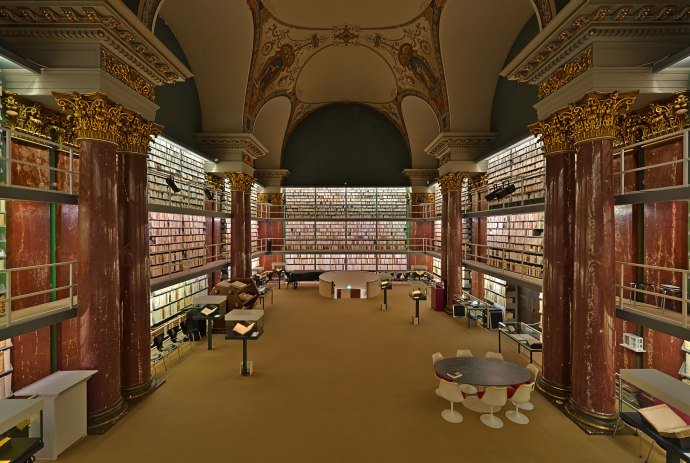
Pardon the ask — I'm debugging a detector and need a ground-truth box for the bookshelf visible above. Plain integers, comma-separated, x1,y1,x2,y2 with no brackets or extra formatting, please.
0,339,12,398
150,275,208,328
285,222,316,251
434,183,442,216
461,266,471,291
376,188,408,218
347,221,377,250
377,254,408,272
285,187,316,218
149,212,207,278
316,221,347,250
484,275,517,320
377,221,407,251
147,136,207,209
486,213,544,278
284,253,316,270
346,254,377,271
433,257,441,277
486,136,545,204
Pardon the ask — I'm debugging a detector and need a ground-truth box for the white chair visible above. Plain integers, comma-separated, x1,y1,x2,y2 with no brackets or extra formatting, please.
456,349,473,357
485,352,504,361
519,364,539,411
506,383,533,425
432,352,444,397
479,387,508,429
438,379,464,423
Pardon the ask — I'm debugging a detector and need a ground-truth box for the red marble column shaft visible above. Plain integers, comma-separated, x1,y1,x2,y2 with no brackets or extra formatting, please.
118,151,153,400
77,139,126,427
244,192,252,270
539,150,575,398
440,193,448,283
446,189,463,307
569,139,617,421
231,190,249,278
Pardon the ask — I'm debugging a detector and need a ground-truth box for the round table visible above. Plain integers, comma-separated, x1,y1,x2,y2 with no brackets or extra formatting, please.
434,357,531,413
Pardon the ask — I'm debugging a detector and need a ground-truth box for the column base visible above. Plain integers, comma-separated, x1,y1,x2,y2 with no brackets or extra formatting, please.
121,376,157,402
564,399,618,435
536,375,571,403
87,397,128,435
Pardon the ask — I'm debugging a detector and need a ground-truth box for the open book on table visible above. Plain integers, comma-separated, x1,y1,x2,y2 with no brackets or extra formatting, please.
233,322,256,336
639,404,690,438
200,307,217,316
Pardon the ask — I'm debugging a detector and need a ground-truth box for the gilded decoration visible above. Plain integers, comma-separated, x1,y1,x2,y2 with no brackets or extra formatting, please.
1,92,76,147
529,114,573,154
437,172,466,193
470,174,487,190
409,193,434,205
205,174,225,192
101,50,156,101
257,192,284,204
616,92,689,147
557,91,637,145
53,91,132,144
532,0,557,30
538,48,592,100
244,0,450,137
225,171,255,193
116,113,162,154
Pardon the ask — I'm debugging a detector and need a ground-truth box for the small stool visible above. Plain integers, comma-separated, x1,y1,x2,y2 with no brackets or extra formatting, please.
659,284,681,314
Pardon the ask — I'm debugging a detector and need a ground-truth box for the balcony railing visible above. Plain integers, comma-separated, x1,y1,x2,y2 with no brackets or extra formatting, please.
251,237,441,255
462,242,544,281
254,202,439,220
461,172,545,214
0,261,77,330
616,261,688,329
0,128,78,196
147,169,231,214
150,243,230,279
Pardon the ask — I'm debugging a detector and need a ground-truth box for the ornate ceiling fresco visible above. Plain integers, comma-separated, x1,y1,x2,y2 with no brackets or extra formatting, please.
243,0,449,143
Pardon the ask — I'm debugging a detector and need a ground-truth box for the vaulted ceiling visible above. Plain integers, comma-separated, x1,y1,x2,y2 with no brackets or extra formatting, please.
156,0,537,169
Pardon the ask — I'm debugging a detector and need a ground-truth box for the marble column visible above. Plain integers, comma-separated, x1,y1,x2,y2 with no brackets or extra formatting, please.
439,173,466,308
562,91,637,433
530,116,576,402
226,172,254,278
54,92,133,433
117,115,162,401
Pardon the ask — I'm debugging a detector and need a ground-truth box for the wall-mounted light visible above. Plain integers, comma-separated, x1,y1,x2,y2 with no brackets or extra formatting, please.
165,176,181,193
204,187,215,200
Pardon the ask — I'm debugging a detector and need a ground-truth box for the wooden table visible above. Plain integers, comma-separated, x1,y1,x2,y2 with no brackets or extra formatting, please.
434,357,530,413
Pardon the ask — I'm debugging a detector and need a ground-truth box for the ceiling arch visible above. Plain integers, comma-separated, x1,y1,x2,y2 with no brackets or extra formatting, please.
440,0,534,132
253,96,292,170
159,0,253,132
401,95,439,169
296,46,397,104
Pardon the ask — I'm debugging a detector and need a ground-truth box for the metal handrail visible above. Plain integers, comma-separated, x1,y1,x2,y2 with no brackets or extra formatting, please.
461,171,546,214
1,128,77,194
0,261,77,329
463,242,544,280
614,128,689,196
147,169,231,213
616,261,688,328
149,243,230,279
251,237,441,254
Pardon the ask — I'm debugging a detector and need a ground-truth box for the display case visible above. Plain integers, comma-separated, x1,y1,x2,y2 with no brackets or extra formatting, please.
0,398,44,463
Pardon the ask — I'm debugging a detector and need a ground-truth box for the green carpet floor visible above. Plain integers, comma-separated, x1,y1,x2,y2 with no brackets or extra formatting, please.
59,284,663,462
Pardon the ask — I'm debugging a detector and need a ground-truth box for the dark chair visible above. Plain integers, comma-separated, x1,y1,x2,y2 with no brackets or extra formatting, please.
151,335,168,377
167,327,189,357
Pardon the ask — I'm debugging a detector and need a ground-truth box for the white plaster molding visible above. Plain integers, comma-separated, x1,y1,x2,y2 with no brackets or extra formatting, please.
197,133,269,162
424,132,496,161
254,169,291,188
437,161,484,178
402,168,438,186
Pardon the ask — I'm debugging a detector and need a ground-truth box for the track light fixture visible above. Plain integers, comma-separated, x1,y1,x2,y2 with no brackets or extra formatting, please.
165,176,181,193
204,187,215,200
485,182,516,201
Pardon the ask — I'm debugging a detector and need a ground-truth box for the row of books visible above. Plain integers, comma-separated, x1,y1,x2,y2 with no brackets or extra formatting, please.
150,275,208,311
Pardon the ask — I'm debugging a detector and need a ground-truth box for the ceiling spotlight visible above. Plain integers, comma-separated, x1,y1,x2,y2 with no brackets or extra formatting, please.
165,176,181,193
496,183,516,200
485,186,501,201
204,187,215,200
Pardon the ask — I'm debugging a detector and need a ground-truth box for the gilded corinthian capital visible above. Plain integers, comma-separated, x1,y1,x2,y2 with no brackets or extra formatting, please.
117,113,163,155
558,91,637,145
53,92,131,144
437,172,467,193
225,171,255,193
529,113,573,155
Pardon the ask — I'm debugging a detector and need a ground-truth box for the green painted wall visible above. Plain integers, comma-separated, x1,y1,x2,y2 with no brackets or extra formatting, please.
153,18,203,150
490,16,539,149
282,104,410,186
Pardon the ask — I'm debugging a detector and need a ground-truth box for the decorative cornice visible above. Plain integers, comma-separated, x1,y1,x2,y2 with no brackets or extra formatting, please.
197,133,268,160
53,91,132,144
503,3,690,85
558,90,637,145
538,48,592,100
257,193,284,204
116,112,162,154
254,169,291,181
409,193,435,205
533,0,557,30
470,174,488,189
424,132,496,160
402,169,438,182
0,1,191,87
529,113,574,154
1,92,77,147
224,171,255,193
101,49,156,101
437,172,467,193
616,91,689,147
